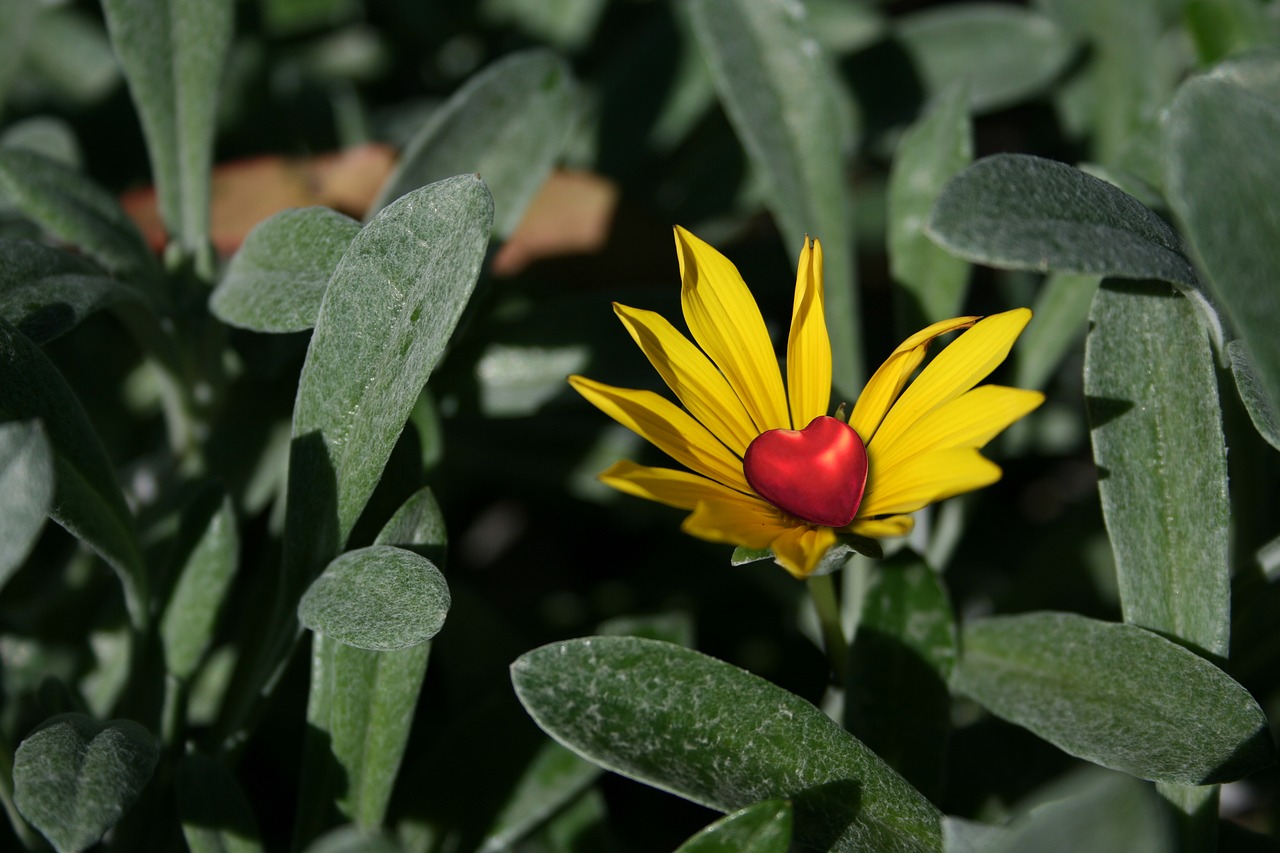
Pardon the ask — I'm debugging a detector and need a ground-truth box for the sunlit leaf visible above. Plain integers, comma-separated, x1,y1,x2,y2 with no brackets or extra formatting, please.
674,800,792,853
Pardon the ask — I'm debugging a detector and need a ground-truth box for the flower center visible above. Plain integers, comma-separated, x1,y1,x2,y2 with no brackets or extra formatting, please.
742,416,868,528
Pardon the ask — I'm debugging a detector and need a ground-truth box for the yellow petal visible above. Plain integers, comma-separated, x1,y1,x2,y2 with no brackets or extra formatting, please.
871,309,1032,452
872,385,1044,473
598,460,749,511
569,376,752,493
850,315,979,442
675,226,790,432
613,304,758,456
787,236,832,429
681,494,791,549
848,515,915,538
770,524,838,579
859,447,1001,517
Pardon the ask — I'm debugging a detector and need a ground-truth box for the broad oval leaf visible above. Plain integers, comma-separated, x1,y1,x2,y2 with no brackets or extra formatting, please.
0,419,52,588
211,207,360,333
1164,60,1280,442
0,317,146,626
176,753,263,853
298,545,450,650
511,636,942,852
675,799,792,853
101,0,232,257
285,174,491,582
0,238,142,344
895,4,1076,114
0,148,159,289
1085,282,1229,658
370,48,576,237
952,612,1273,784
688,0,862,391
13,713,159,853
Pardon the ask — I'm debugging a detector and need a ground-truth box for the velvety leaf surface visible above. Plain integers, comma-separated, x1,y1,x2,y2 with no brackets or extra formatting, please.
1227,339,1280,451
0,316,145,625
844,552,955,801
674,799,792,853
887,83,972,324
298,545,449,651
101,0,232,255
176,753,263,853
952,612,1272,784
13,713,159,853
373,484,447,567
285,174,491,584
688,0,863,390
511,636,941,852
371,49,574,237
1085,282,1229,659
1164,58,1280,434
210,207,360,333
0,148,159,289
160,485,239,680
0,420,51,589
895,4,1075,114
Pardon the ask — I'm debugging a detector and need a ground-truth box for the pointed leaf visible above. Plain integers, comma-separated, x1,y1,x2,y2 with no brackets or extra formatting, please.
101,0,233,256
0,148,159,288
1165,60,1280,437
675,799,792,853
0,317,145,625
176,753,263,853
479,739,602,852
160,485,239,680
887,83,972,323
299,545,449,651
895,4,1076,114
688,0,862,390
285,174,491,585
1085,282,1229,658
211,207,360,333
511,636,941,852
0,419,52,588
952,612,1273,784
844,552,955,801
13,713,159,853
371,49,575,237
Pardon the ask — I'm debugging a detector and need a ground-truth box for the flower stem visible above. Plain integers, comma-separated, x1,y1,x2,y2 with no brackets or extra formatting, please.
808,573,847,682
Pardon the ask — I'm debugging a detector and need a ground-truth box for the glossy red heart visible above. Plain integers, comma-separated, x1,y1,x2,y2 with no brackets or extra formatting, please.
743,416,868,527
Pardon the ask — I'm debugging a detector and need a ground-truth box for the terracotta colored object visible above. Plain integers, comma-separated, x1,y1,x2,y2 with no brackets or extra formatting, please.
743,416,868,527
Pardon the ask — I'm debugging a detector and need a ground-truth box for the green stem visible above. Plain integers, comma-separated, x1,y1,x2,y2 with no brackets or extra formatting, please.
808,573,848,682
1156,782,1218,853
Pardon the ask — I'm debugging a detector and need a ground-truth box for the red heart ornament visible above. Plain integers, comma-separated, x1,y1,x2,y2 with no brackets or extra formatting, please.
743,416,868,527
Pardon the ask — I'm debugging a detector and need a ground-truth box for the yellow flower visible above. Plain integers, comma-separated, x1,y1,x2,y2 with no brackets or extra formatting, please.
569,227,1043,578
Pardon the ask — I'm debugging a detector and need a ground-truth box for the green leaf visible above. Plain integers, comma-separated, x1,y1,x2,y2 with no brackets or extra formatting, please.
511,636,942,852
887,83,972,324
951,612,1273,784
24,7,121,106
479,740,603,852
285,174,491,586
0,238,141,344
0,419,52,589
1227,340,1280,452
302,825,400,853
373,485,447,567
1085,282,1230,658
370,49,575,237
160,485,239,680
0,116,83,168
1164,60,1280,438
675,799,793,853
299,546,449,651
688,0,862,391
210,207,360,333
13,713,159,853
300,636,431,836
0,148,160,289
0,316,146,626
1183,0,1268,66
479,0,607,52
176,753,263,853
101,0,232,259
1015,272,1100,391
895,4,1076,114
844,552,955,801
0,0,39,111
927,154,1224,345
